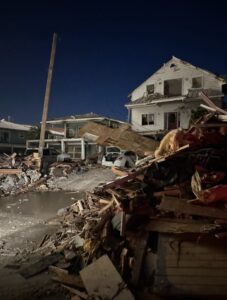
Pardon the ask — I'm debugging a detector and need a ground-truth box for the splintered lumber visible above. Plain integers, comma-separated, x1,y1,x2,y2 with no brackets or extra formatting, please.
80,255,134,300
131,232,149,287
49,265,84,288
146,218,217,233
19,253,62,278
62,285,88,299
79,121,159,156
98,200,114,215
120,211,126,237
200,91,227,115
157,196,227,220
0,168,22,174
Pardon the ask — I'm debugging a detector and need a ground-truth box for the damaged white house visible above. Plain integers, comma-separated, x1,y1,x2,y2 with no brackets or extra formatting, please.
125,56,227,137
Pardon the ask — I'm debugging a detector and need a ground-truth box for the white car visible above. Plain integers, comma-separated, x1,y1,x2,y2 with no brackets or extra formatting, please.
101,146,121,167
113,150,137,169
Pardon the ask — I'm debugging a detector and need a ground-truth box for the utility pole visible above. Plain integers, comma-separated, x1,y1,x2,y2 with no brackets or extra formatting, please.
39,33,57,157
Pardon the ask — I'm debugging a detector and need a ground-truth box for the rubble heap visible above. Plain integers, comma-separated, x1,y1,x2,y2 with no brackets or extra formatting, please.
0,153,42,197
21,110,227,298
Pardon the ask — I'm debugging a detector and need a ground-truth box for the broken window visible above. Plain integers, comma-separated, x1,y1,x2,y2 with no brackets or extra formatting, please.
164,112,180,130
147,84,154,95
164,79,182,96
192,77,202,88
142,114,154,126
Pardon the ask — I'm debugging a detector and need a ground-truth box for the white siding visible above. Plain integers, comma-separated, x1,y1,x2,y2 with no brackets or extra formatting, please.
131,102,193,132
128,57,224,133
131,59,223,101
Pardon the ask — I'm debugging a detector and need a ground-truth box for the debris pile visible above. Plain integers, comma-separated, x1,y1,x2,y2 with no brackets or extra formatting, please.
23,108,227,298
0,153,42,197
49,161,88,178
79,121,159,156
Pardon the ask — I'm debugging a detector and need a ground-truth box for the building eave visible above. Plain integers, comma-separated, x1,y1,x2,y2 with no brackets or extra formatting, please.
125,96,185,108
46,117,105,124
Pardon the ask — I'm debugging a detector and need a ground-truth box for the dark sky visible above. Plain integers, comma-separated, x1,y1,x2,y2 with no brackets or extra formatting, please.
0,0,226,124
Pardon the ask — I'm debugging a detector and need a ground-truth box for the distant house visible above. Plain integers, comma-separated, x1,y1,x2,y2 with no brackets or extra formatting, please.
0,119,32,154
27,113,125,159
125,56,227,137
46,112,123,138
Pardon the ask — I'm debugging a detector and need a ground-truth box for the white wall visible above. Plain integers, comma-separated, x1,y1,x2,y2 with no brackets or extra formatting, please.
131,98,222,132
131,102,191,131
129,57,224,132
130,58,223,101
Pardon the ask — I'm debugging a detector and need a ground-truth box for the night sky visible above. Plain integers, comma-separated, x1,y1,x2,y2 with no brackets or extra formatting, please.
0,0,226,125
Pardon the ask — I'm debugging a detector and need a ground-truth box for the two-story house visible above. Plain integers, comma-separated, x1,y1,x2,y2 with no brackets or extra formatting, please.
0,119,32,154
27,113,125,159
125,56,226,137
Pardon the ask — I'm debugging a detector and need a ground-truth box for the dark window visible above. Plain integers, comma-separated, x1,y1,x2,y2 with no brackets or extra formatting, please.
19,132,25,139
142,114,154,126
164,79,182,96
147,84,154,94
164,112,180,130
192,77,202,88
222,84,227,94
0,131,9,143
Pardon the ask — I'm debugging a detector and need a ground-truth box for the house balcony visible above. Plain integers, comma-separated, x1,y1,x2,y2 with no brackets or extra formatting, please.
125,89,224,108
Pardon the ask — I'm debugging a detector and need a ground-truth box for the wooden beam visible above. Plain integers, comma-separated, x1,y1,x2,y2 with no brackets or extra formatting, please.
146,218,215,233
157,196,227,220
0,169,22,174
131,232,149,287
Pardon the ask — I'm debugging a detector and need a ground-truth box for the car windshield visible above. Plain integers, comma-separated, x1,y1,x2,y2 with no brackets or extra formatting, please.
106,147,121,153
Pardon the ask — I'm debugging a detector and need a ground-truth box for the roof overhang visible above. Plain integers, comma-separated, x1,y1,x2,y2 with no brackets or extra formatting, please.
125,96,184,108
46,117,105,124
185,94,224,102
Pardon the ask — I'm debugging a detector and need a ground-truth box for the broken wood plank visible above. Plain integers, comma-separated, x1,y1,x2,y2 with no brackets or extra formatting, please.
112,193,121,208
157,196,227,219
77,200,84,212
120,211,126,237
80,255,134,300
49,265,84,288
62,285,88,299
131,232,149,287
146,218,216,233
0,168,22,174
19,253,62,278
98,200,114,215
99,199,111,205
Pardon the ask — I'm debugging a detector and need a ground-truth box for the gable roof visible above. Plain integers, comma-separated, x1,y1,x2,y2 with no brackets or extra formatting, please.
0,119,32,131
129,56,226,97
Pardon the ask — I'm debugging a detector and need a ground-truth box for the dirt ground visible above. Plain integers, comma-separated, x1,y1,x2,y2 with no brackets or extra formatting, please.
0,166,115,300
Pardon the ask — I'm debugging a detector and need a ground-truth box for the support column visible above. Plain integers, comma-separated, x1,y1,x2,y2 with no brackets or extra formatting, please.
81,138,85,160
61,140,65,153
